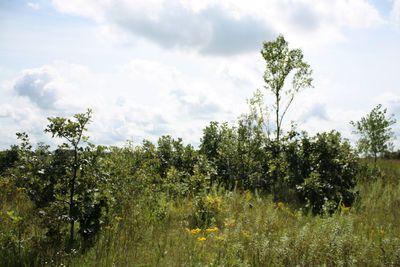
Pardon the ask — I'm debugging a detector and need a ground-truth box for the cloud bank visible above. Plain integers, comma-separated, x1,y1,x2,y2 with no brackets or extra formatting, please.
51,0,385,53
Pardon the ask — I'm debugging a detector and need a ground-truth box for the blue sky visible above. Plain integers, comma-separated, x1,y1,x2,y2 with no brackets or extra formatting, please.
0,0,399,149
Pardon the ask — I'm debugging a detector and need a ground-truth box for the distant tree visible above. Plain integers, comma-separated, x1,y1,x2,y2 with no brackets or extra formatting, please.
261,35,313,142
200,121,237,187
351,104,397,164
237,91,271,190
156,135,197,177
0,145,19,175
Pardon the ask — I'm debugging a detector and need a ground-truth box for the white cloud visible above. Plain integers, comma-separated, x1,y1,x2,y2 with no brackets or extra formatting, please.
11,63,93,111
170,88,223,119
27,2,40,10
299,102,329,123
391,0,400,25
1,0,396,150
51,0,385,53
13,66,60,109
377,92,400,147
218,60,260,88
1,59,232,148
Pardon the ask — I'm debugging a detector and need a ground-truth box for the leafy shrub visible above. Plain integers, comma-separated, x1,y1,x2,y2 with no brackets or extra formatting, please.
286,131,359,214
0,177,45,266
8,111,112,256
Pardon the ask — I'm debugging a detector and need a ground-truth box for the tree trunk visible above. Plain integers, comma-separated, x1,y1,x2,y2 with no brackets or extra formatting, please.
69,147,78,243
276,92,280,143
274,91,282,200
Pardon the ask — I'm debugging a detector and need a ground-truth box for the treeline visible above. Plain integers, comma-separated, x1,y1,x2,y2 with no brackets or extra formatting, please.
383,150,400,160
0,111,359,211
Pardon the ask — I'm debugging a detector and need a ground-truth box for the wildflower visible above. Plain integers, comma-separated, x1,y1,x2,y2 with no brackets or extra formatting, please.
224,218,235,227
215,235,225,241
206,226,219,233
204,195,223,212
241,230,251,239
190,228,201,234
245,190,252,201
340,203,350,213
197,236,206,241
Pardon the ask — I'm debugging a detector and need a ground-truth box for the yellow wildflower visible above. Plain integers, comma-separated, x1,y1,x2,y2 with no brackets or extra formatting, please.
204,195,223,212
340,203,350,213
197,236,206,241
215,235,225,241
224,218,235,227
190,228,201,234
205,226,219,233
245,190,252,201
241,230,251,239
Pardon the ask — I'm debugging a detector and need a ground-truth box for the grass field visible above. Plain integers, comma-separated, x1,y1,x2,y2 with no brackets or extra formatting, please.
63,160,400,266
1,159,399,266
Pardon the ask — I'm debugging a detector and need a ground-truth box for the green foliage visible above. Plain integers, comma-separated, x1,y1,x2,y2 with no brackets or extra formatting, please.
199,92,273,191
199,113,359,214
261,34,313,142
191,190,225,228
9,110,111,258
351,104,397,163
0,145,19,175
68,162,400,266
0,177,44,266
43,109,111,247
0,119,395,266
157,135,197,176
286,131,359,214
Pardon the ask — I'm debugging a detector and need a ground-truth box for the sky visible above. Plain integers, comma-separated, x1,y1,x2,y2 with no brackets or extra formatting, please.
0,0,399,149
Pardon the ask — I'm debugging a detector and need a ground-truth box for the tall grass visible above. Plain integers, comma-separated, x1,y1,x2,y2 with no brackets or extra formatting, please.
1,160,399,266
68,161,400,267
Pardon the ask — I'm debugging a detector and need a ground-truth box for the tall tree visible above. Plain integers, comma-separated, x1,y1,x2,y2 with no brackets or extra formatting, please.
351,104,397,164
261,35,313,142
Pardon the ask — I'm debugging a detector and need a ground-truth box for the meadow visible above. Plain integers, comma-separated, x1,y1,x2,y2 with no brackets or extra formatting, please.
1,148,400,266
71,160,400,267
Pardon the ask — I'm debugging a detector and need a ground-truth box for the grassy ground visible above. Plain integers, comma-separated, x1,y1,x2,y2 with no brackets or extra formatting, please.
67,160,400,266
1,160,399,266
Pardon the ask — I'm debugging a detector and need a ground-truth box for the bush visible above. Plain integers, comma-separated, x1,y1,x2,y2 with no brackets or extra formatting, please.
286,131,359,214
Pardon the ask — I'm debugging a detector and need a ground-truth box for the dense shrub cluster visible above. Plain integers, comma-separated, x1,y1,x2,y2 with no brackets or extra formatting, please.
0,107,363,265
199,120,359,213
